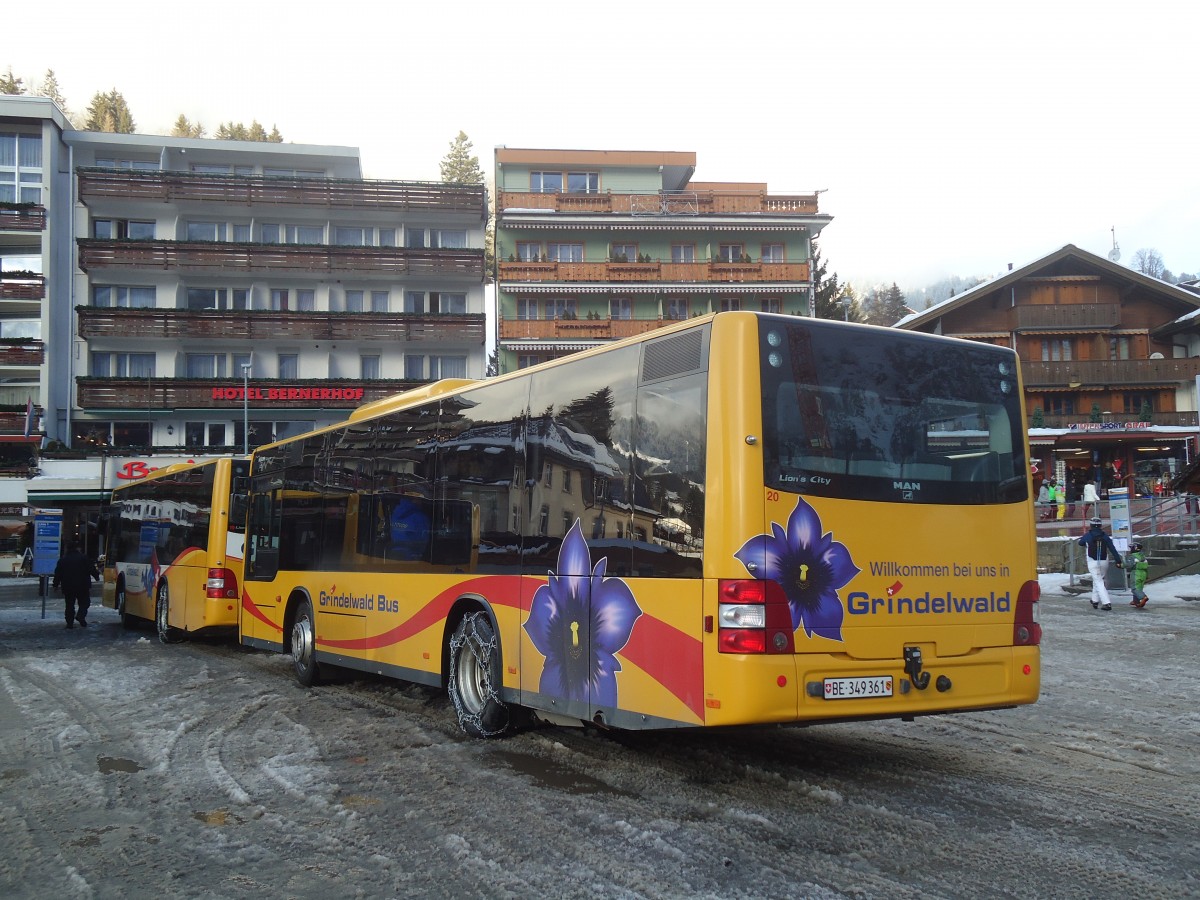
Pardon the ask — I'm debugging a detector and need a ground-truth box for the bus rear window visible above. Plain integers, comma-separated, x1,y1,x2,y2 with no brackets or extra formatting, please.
759,319,1028,505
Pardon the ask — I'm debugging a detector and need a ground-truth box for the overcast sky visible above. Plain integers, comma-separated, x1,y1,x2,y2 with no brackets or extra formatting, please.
8,1,1198,290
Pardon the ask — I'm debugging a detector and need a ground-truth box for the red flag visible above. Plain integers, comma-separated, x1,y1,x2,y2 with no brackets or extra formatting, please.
23,398,33,438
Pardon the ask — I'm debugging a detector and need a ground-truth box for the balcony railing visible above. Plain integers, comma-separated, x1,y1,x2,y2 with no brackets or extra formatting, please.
0,409,39,433
1031,411,1199,429
498,260,809,284
1012,303,1121,330
498,189,820,216
76,377,428,411
0,273,45,300
76,168,487,215
77,308,485,343
78,239,484,277
0,341,44,366
1022,358,1200,387
0,203,47,231
500,318,680,341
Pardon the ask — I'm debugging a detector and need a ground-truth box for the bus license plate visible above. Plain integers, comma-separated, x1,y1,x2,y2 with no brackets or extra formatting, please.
823,676,893,700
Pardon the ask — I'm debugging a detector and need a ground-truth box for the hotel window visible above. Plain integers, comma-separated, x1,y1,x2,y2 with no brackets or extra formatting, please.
404,291,426,314
232,223,251,242
1123,393,1155,415
761,243,784,263
186,353,226,378
562,510,574,532
0,133,42,204
371,290,389,312
278,354,298,379
346,290,365,313
94,286,155,308
610,243,637,262
406,227,468,249
334,226,368,246
545,298,576,320
531,172,563,193
91,352,155,377
562,469,572,493
517,354,543,369
431,292,466,314
93,218,155,240
1110,336,1131,360
667,297,690,320
260,223,325,244
191,163,254,175
592,517,606,540
718,243,744,263
539,506,550,536
270,289,289,311
431,356,467,379
547,243,583,263
379,228,396,247
186,288,228,310
671,244,695,263
186,221,225,241
404,355,425,379
761,297,782,313
360,355,381,380
720,297,742,312
296,289,315,312
610,297,632,320
1044,397,1075,417
233,353,252,375
1041,339,1073,361
516,242,541,262
543,462,553,488
567,172,599,193
263,167,326,178
516,298,538,320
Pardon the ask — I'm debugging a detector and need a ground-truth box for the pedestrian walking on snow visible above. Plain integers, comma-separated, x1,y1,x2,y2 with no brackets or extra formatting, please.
1078,518,1123,611
53,541,100,629
1127,542,1149,609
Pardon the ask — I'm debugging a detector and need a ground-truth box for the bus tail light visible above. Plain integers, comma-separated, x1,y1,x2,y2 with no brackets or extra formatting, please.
207,567,239,600
717,579,794,654
1013,579,1041,646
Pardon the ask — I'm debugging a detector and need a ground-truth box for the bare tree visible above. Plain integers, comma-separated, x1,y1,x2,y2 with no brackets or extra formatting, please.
1132,248,1166,280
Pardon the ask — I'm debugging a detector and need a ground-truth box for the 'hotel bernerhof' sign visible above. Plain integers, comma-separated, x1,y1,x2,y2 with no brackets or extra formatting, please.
1067,421,1152,432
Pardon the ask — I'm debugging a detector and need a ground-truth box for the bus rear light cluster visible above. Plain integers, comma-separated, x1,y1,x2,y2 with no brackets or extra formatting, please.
1013,580,1042,646
207,567,239,600
717,579,795,654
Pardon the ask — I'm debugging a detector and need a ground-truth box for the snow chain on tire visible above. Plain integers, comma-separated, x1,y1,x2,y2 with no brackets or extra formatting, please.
448,613,509,738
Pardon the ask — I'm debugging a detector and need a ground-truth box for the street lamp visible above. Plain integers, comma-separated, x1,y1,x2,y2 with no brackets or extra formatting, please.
241,363,251,455
839,296,851,322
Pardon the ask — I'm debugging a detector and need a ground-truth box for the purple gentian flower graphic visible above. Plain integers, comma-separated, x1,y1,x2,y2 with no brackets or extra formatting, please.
524,521,641,707
734,497,859,642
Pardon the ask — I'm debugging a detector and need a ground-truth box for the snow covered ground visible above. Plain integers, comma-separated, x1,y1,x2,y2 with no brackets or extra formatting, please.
1,571,1198,899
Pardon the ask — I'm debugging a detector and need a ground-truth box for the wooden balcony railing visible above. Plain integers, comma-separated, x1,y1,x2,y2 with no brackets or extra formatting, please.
499,318,679,341
77,308,485,343
498,189,820,216
1012,303,1121,330
1031,411,1199,429
76,377,427,411
0,204,47,231
498,260,809,284
1022,357,1200,387
77,168,487,215
78,239,484,277
0,409,39,433
0,274,45,300
0,341,44,366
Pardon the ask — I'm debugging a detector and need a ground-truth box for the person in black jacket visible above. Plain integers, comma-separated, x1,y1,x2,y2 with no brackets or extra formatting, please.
1078,518,1123,611
53,541,100,629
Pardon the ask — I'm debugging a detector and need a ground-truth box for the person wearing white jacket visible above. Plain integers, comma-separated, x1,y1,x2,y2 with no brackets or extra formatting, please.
1081,480,1100,521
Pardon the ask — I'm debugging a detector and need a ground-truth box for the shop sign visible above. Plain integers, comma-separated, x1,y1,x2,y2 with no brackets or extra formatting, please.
1067,421,1152,432
211,384,365,402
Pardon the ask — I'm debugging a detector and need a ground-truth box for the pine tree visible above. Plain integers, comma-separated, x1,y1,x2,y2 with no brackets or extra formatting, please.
84,89,136,133
170,114,205,138
810,240,847,320
32,69,71,120
440,131,485,184
0,67,23,95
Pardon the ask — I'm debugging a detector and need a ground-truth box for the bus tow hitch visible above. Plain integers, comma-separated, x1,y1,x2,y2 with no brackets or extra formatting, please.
903,646,931,691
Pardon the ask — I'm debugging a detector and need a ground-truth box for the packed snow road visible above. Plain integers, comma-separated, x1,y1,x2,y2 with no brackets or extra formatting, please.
1,579,1197,900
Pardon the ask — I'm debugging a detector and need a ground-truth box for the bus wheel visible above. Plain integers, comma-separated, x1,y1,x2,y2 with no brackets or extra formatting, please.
116,580,135,630
291,597,320,687
155,583,182,644
448,612,516,738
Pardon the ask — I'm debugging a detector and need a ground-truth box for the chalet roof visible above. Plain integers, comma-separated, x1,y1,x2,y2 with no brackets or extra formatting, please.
894,244,1200,331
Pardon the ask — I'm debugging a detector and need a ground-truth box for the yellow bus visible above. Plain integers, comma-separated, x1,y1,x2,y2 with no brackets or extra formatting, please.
102,457,249,642
241,311,1040,736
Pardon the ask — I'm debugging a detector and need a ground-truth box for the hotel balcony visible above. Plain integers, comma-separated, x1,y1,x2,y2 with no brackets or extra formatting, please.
498,259,809,284
0,203,47,231
76,377,427,411
1022,357,1200,388
76,168,487,216
1012,303,1121,331
77,308,485,344
77,240,485,278
500,318,680,342
0,340,45,367
0,273,45,300
498,189,819,216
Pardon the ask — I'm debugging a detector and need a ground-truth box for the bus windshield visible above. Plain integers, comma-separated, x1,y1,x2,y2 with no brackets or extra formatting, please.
759,318,1028,505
